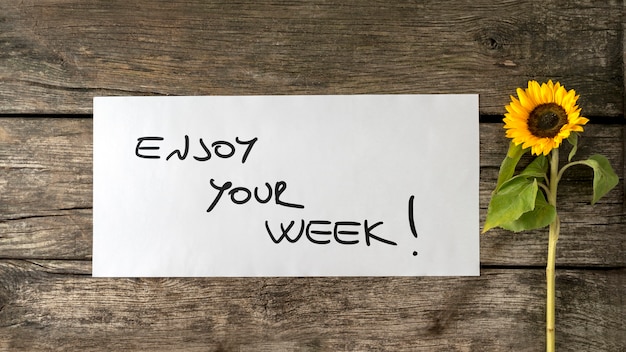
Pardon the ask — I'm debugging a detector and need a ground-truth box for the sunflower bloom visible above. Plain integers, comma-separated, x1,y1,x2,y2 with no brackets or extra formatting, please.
503,80,589,156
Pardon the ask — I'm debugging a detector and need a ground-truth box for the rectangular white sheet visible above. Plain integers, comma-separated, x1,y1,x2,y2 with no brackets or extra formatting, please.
93,95,479,277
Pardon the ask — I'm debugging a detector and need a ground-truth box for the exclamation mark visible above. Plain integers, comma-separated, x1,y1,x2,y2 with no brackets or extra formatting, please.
408,195,418,256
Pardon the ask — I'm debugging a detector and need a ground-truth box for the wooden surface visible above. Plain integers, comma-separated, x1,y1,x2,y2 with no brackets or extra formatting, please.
0,1,624,351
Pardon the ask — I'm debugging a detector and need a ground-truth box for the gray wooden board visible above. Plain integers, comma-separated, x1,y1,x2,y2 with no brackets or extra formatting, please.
0,260,623,351
0,0,623,115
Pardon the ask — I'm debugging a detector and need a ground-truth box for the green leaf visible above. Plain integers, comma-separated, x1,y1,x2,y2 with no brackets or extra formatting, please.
494,154,548,193
483,177,538,233
500,189,556,232
519,154,548,179
567,133,579,162
578,155,619,204
496,141,528,189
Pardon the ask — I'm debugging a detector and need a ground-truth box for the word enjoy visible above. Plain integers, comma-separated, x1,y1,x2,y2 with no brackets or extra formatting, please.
135,135,258,163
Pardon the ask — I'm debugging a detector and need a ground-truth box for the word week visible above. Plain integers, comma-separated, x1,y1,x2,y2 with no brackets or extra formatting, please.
265,219,397,247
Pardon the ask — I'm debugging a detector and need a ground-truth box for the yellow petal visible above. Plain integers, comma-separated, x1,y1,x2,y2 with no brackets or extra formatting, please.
561,89,577,110
540,81,553,103
509,100,530,116
554,86,567,106
516,88,533,109
529,81,542,104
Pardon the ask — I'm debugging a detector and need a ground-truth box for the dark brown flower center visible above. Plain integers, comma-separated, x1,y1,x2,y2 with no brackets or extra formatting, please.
527,103,567,138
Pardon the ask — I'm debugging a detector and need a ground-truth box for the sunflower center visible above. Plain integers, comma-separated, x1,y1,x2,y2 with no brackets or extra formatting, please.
527,103,568,138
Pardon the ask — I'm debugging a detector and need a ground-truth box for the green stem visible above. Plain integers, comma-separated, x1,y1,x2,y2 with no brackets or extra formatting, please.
556,160,587,183
546,149,560,352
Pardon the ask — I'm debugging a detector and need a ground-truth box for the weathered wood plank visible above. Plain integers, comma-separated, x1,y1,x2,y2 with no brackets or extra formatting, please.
0,118,92,216
0,1,622,115
0,260,622,351
0,118,623,266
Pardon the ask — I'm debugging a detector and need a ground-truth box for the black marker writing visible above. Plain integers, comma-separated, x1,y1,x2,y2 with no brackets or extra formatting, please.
135,135,258,163
265,219,397,246
265,219,306,243
207,179,304,212
408,195,419,256
167,135,189,160
408,195,418,238
135,137,164,159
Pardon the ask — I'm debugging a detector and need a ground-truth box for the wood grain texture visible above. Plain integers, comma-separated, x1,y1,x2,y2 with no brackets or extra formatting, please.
0,0,623,115
0,260,623,352
0,1,624,351
0,118,624,267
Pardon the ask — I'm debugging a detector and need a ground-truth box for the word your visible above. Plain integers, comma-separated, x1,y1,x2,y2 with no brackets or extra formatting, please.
207,179,305,212
264,219,397,246
135,135,258,163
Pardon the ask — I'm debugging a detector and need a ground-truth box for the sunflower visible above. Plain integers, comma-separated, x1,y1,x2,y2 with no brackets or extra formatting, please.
503,80,589,156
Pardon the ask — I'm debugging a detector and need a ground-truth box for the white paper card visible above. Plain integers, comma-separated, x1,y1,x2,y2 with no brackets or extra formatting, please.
93,95,479,277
